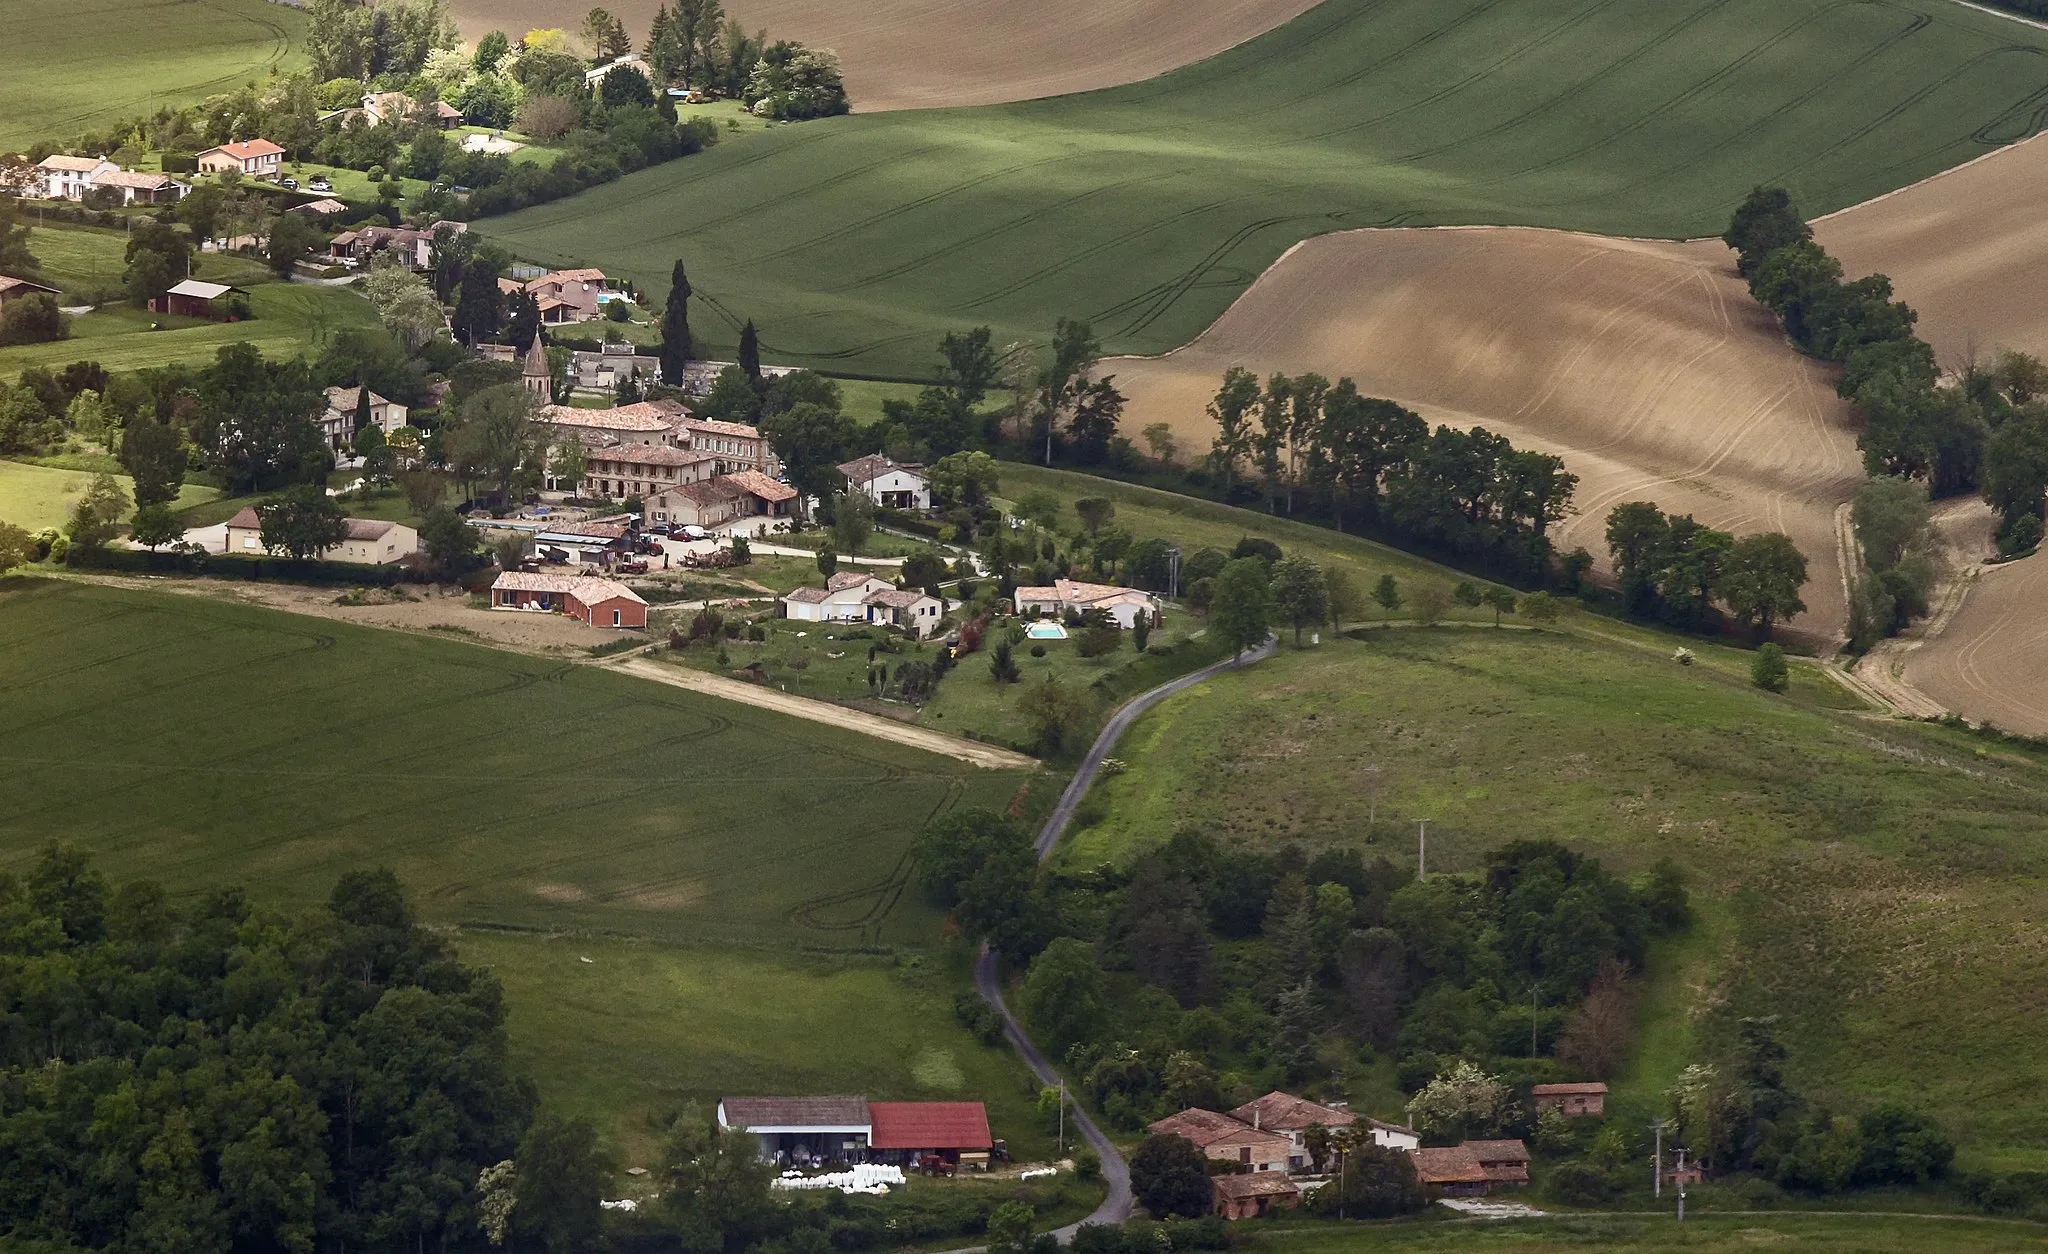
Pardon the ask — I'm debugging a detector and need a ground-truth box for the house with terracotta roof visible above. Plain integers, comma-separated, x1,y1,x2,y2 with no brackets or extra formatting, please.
716,1097,994,1168
1014,578,1162,630
222,508,417,564
525,268,609,323
584,444,718,499
196,139,285,178
571,342,662,391
1233,1092,1352,1170
1530,1082,1607,1117
1407,1139,1530,1197
838,454,930,511
683,416,779,475
1212,1171,1301,1220
1149,1108,1291,1174
93,169,190,205
490,571,646,628
540,400,687,448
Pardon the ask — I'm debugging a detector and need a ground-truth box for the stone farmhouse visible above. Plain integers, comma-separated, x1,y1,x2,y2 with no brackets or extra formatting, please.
838,454,931,511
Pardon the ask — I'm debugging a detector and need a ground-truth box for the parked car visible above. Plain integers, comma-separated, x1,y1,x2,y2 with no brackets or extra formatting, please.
308,176,333,192
680,525,710,540
279,177,298,190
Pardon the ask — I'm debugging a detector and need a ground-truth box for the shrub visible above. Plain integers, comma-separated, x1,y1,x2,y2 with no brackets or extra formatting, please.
1029,644,1046,658
1751,642,1789,693
1544,1161,1621,1207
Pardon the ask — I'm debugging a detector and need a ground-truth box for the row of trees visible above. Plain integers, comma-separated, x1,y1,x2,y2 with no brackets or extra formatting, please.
1727,188,2048,645
1602,502,1810,638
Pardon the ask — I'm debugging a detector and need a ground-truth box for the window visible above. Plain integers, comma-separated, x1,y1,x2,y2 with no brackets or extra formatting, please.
612,609,621,627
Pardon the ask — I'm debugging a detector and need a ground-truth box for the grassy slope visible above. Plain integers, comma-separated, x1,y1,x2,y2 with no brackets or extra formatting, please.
0,578,1046,1150
0,282,380,375
483,0,2048,375
25,225,131,302
1073,628,2048,1168
1,0,304,150
0,460,217,531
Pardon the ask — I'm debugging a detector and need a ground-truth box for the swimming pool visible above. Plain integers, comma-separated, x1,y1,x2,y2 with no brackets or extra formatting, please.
1025,622,1067,640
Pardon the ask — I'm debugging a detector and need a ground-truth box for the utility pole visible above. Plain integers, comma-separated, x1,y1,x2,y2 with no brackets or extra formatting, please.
1417,819,1428,880
1364,764,1380,835
1649,1118,1667,1198
1057,1079,1065,1158
1529,982,1540,1057
1674,1147,1688,1222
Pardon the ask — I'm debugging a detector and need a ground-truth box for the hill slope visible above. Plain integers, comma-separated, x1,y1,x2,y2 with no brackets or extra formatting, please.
1077,627,2048,1167
485,0,2048,375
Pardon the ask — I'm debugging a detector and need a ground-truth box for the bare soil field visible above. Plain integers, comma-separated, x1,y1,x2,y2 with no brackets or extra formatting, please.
1816,131,2048,367
446,0,1320,111
1110,227,1863,637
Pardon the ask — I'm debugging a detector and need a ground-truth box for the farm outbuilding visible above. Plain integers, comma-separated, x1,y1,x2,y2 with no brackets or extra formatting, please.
1212,1171,1300,1220
490,572,646,629
151,279,244,320
719,1097,872,1167
1530,1082,1607,1116
866,1102,993,1169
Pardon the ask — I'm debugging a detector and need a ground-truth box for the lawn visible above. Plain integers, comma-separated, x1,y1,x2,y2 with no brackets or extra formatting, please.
0,459,217,531
22,224,131,303
0,280,380,375
1073,627,2048,1167
0,578,1046,1144
482,0,2048,375
1240,1214,2048,1253
0,0,303,150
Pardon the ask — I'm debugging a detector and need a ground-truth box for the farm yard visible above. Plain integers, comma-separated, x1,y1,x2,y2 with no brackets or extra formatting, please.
1108,227,1863,637
483,0,2048,376
1,0,304,151
1070,627,2048,1167
0,578,1045,1147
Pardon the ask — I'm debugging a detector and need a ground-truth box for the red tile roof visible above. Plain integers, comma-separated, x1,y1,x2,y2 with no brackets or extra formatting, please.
1409,1146,1487,1185
1231,1091,1357,1133
1211,1173,1300,1201
867,1102,991,1151
1530,1083,1608,1096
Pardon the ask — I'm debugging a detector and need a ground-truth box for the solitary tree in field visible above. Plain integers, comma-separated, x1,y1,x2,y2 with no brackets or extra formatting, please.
661,260,694,382
119,417,186,509
1270,554,1327,646
1372,573,1401,625
1720,532,1809,640
1484,585,1518,626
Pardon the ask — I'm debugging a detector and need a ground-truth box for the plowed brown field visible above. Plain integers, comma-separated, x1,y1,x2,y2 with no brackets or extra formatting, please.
1110,227,1862,637
447,0,1321,111
1903,550,2048,734
1816,132,2048,367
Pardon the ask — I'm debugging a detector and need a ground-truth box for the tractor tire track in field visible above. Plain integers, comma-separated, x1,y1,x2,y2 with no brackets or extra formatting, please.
971,636,1275,1239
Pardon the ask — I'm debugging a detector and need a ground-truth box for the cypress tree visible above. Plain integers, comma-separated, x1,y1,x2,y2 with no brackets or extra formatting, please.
660,258,692,383
739,319,761,385
353,383,371,432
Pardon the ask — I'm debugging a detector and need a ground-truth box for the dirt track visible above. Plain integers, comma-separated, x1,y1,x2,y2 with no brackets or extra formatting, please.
611,657,1038,769
1110,227,1863,637
447,0,1320,111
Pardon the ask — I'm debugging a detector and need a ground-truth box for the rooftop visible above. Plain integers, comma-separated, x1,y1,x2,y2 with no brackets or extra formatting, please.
1530,1083,1609,1096
224,509,398,542
685,416,764,439
1409,1146,1488,1185
541,401,682,433
492,571,644,603
1212,1173,1301,1200
1148,1108,1284,1150
1231,1091,1357,1133
165,279,237,300
720,1096,870,1130
725,469,796,502
201,138,284,160
588,444,716,468
39,154,108,172
837,453,924,483
867,1102,991,1150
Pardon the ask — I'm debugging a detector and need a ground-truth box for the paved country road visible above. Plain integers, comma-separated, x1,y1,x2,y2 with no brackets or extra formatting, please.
975,635,1279,1238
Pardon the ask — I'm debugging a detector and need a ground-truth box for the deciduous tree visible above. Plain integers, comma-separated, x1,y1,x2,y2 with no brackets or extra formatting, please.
1270,554,1328,645
257,484,347,559
1210,556,1271,656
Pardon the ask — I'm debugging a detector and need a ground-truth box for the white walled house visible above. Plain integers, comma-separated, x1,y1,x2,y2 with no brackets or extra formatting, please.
838,454,930,511
196,139,285,178
782,572,896,624
317,386,409,455
222,509,418,564
35,155,115,199
1014,579,1162,630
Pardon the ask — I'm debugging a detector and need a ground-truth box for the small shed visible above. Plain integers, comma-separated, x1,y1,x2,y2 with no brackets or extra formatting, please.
1530,1082,1608,1117
153,279,244,320
0,275,60,310
1212,1172,1301,1220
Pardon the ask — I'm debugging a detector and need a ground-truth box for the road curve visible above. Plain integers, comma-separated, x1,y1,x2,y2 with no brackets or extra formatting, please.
976,635,1279,1237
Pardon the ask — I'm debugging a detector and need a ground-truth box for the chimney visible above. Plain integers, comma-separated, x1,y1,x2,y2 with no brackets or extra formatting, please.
1253,1108,1260,1131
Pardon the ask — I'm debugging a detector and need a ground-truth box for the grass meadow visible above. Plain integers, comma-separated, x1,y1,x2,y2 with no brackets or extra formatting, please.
1072,627,2048,1168
0,281,380,376
2,0,304,150
0,459,217,531
0,577,1047,1149
484,0,2048,375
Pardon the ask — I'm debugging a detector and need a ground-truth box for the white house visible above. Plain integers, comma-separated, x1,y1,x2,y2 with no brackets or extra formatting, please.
781,571,946,638
1229,1091,1418,1166
35,155,116,199
92,170,189,205
585,55,652,86
1014,578,1161,630
318,386,409,455
195,138,285,178
222,508,418,564
838,454,930,511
